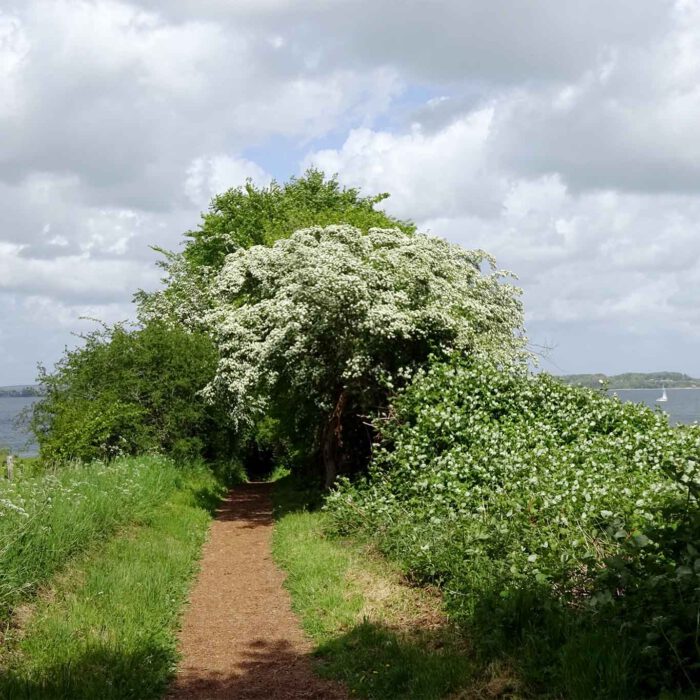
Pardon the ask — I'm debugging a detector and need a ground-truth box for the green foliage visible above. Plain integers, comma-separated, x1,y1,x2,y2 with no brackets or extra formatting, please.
184,168,414,269
31,321,230,463
207,225,526,480
326,359,700,697
136,169,414,331
0,455,181,620
0,460,228,699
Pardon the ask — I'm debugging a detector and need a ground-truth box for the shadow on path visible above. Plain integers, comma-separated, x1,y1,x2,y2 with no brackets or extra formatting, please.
169,638,337,700
211,483,275,528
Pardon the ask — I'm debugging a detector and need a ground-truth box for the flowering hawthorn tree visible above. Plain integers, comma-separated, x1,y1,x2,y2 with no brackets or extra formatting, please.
135,169,412,329
206,225,527,485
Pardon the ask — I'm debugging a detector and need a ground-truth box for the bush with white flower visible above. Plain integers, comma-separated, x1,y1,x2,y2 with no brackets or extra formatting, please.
205,225,526,484
326,358,700,696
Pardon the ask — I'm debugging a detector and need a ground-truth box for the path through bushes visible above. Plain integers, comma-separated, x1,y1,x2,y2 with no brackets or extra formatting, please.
168,483,347,699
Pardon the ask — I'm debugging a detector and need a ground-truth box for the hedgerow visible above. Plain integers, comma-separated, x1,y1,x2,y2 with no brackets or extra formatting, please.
31,321,232,464
326,359,700,697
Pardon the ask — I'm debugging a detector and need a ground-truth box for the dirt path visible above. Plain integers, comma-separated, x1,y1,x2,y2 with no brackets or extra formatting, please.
167,482,348,699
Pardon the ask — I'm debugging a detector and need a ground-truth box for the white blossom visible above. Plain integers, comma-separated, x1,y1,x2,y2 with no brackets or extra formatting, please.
205,225,526,429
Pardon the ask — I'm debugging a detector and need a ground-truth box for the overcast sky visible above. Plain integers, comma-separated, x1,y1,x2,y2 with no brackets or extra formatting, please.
1,0,699,384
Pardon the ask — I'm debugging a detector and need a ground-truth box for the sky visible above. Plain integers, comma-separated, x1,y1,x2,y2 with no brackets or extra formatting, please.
1,0,699,384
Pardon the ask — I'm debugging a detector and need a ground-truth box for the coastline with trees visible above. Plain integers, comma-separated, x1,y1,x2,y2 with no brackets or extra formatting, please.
1,172,698,699
559,371,700,389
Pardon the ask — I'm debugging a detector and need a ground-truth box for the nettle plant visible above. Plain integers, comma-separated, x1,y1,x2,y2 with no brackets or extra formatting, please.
205,225,526,485
326,359,700,694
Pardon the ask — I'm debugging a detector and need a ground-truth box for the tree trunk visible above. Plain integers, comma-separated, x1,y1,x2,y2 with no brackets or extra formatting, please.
322,421,337,489
322,391,347,489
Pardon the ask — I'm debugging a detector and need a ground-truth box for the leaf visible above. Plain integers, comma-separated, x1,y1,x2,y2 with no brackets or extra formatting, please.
632,533,651,548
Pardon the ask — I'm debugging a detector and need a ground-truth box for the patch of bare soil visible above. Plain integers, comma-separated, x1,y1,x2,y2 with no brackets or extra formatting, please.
167,483,348,700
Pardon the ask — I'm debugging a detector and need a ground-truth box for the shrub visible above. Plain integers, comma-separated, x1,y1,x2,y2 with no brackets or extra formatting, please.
326,359,700,697
31,321,230,464
206,225,526,485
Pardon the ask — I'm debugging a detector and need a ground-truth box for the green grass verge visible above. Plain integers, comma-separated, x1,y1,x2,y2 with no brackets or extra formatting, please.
0,455,181,619
271,475,473,700
0,461,228,699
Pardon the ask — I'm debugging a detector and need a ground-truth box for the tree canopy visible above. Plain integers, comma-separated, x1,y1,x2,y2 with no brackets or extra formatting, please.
137,169,413,328
31,322,229,463
205,224,526,484
184,168,414,269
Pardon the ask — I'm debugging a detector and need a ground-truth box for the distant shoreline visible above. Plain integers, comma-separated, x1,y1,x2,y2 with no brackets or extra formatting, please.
610,387,700,391
557,372,700,391
0,387,41,398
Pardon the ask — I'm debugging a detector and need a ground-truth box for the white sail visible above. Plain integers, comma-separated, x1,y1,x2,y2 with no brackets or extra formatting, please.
656,387,668,403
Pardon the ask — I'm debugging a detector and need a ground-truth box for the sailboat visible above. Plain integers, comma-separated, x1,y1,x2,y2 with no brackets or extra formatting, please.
656,386,668,403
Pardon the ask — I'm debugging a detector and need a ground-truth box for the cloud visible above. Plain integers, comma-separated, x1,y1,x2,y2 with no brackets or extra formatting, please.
136,0,671,86
0,1,400,197
304,119,700,371
306,109,505,220
0,242,160,303
1,0,700,382
491,1,700,193
184,155,271,207
0,12,29,119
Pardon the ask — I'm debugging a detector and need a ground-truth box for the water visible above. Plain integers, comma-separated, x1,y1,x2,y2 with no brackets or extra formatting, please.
612,388,700,426
1,389,698,457
0,397,39,455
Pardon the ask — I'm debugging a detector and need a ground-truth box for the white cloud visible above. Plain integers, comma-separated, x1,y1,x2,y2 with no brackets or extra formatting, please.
0,246,160,303
306,109,504,220
491,0,700,193
1,0,700,381
184,155,271,207
305,119,700,364
136,0,671,86
0,11,29,119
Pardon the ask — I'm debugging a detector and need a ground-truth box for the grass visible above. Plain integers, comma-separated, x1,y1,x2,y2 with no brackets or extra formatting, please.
0,460,229,699
271,475,477,700
0,455,183,619
0,453,44,480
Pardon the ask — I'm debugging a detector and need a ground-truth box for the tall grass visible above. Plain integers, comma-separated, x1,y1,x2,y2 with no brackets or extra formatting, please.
0,455,179,619
0,462,228,699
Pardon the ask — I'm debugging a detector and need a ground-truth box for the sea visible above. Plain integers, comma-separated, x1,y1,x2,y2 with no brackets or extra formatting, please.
611,388,700,426
0,396,39,456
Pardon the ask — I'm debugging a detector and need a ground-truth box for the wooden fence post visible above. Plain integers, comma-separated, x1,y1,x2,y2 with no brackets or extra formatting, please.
6,454,14,481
